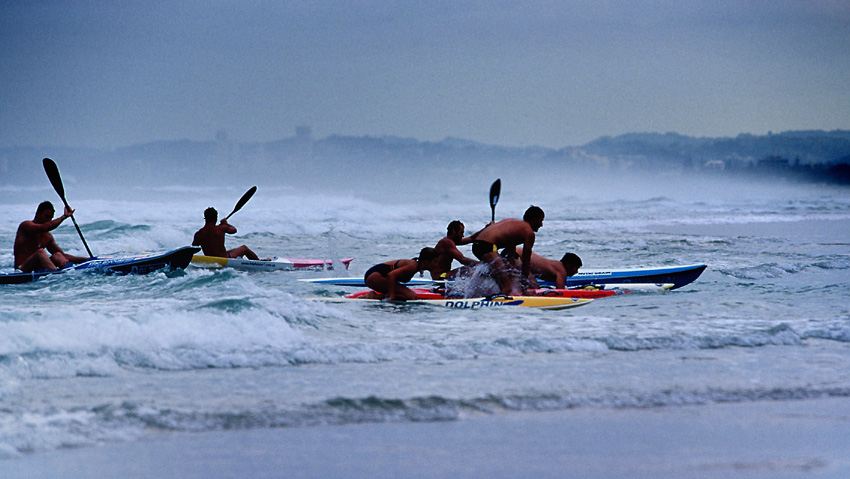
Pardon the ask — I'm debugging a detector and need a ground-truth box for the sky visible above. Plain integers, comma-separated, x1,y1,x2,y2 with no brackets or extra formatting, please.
2,0,849,150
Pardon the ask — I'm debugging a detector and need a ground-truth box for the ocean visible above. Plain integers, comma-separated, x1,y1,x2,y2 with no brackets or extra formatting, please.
1,170,849,477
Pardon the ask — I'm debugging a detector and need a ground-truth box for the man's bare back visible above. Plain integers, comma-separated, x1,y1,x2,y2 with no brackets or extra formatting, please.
469,206,544,294
192,207,260,260
192,223,231,257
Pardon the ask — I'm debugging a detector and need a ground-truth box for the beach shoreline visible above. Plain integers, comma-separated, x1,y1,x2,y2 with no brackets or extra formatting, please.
8,397,850,479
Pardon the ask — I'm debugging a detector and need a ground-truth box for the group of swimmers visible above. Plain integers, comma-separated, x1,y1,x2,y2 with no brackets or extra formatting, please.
363,206,583,300
14,203,581,299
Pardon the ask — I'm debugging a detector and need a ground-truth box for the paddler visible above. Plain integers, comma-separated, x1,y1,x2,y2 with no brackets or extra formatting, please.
192,207,261,260
468,205,544,295
363,247,440,301
513,248,582,289
431,220,478,280
14,201,89,272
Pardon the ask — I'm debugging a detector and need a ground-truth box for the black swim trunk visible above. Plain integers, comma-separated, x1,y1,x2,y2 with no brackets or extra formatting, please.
364,263,393,283
472,240,498,259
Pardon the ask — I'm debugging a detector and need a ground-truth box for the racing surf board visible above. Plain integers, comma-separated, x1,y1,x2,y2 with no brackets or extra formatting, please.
1,246,200,285
300,263,704,289
191,255,353,272
340,290,593,310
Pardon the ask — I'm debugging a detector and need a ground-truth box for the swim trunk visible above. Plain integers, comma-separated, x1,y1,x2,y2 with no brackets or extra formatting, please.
472,240,498,259
364,263,393,283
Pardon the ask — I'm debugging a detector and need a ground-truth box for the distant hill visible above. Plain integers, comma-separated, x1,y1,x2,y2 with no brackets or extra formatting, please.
581,130,850,166
2,129,849,188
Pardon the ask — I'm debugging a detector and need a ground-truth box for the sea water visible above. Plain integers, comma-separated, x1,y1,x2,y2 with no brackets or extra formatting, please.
1,171,849,464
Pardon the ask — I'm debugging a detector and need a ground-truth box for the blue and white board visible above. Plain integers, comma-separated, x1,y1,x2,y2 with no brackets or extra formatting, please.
562,264,706,290
300,264,706,290
300,276,441,287
0,246,200,285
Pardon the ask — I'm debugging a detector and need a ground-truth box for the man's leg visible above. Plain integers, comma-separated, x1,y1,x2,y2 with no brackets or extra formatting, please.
228,245,260,260
19,249,57,272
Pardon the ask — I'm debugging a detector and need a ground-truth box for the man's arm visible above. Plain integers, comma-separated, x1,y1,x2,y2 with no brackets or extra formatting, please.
550,261,567,289
218,220,237,234
520,232,535,278
439,239,478,266
455,235,474,246
43,234,63,254
19,211,70,235
385,260,416,300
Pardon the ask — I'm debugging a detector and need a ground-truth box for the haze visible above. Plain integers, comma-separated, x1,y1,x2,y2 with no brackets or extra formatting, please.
2,1,849,150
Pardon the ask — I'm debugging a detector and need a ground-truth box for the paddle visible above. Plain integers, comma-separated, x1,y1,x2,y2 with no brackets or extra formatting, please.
489,178,501,222
42,158,93,257
223,186,257,221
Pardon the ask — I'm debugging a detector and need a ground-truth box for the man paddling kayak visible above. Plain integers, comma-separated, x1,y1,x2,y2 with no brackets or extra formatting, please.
14,201,90,272
192,207,260,260
468,205,544,295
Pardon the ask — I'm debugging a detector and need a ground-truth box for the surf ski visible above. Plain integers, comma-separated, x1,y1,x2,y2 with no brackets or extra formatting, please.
1,246,200,285
527,282,673,297
345,283,671,302
300,264,705,290
341,289,593,311
191,255,353,272
560,264,706,290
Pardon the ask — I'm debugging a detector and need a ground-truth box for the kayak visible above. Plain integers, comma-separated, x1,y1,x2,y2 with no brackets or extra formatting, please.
342,289,593,310
300,264,706,290
562,264,706,290
0,246,200,285
346,283,672,302
527,283,673,298
191,255,353,272
300,276,438,287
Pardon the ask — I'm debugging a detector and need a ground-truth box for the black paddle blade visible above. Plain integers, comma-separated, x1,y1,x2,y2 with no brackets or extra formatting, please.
225,186,257,220
43,158,66,200
489,179,501,208
236,186,257,210
489,178,501,222
42,157,94,257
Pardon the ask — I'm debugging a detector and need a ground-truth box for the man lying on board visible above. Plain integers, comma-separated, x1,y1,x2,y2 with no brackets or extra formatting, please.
192,207,261,260
14,201,90,272
514,248,582,289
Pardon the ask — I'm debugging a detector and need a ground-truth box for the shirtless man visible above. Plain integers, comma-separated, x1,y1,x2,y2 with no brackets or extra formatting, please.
515,248,582,289
192,207,260,260
430,220,478,280
468,205,544,294
363,247,440,301
14,201,89,272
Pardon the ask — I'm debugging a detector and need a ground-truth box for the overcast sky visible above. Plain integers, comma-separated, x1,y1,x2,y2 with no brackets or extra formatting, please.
2,0,849,149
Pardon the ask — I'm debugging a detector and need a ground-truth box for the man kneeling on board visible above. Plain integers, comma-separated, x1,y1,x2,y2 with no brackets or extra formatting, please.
192,207,261,260
431,220,479,280
363,247,440,301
